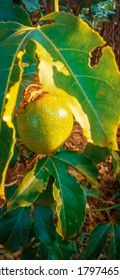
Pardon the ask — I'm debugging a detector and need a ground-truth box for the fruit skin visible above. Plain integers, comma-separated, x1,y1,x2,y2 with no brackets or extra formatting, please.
17,93,73,154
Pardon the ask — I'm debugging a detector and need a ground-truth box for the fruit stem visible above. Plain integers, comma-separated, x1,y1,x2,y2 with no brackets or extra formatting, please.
52,0,59,12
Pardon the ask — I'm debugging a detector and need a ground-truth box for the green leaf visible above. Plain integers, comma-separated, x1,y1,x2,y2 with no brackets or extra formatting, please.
108,223,120,260
7,157,50,211
85,223,111,259
38,12,120,149
9,145,18,168
0,122,15,205
53,149,98,186
20,243,49,260
0,185,17,216
5,185,18,200
0,28,25,202
48,234,72,260
84,143,110,164
33,205,56,246
22,41,37,65
82,185,101,199
21,235,72,260
22,0,40,12
0,22,29,117
0,0,31,25
50,156,86,239
0,207,32,252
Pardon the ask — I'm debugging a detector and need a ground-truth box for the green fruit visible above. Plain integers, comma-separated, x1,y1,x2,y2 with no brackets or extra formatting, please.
17,93,73,154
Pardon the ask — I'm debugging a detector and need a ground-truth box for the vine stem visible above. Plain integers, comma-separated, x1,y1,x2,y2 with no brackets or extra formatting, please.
86,203,120,212
52,0,59,12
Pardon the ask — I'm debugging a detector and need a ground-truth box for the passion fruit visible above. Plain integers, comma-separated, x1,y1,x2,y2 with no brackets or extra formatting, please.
17,93,73,155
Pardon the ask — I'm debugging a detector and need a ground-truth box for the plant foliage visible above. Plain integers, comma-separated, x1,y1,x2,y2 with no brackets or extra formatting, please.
0,0,120,260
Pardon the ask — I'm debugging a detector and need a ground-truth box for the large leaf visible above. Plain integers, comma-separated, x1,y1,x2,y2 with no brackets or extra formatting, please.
53,149,98,185
7,157,50,211
85,222,111,259
0,207,32,252
33,205,56,246
49,156,86,239
1,12,120,149
0,0,31,25
0,42,24,203
38,12,120,149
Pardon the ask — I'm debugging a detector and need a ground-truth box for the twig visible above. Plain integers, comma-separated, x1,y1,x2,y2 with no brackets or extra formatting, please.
86,203,120,212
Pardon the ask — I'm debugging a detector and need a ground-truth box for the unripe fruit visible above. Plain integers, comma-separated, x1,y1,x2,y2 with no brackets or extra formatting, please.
17,93,73,155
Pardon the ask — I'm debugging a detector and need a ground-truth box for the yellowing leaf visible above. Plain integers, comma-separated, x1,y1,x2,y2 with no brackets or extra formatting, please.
0,51,24,204
7,158,50,211
38,12,120,149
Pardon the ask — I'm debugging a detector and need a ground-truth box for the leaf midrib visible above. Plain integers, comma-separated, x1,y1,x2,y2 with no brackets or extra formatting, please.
39,26,108,137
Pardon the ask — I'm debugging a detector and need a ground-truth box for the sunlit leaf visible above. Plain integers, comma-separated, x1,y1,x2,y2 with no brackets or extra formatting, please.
7,157,50,211
0,43,24,203
0,22,30,117
0,138,8,204
38,12,120,149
